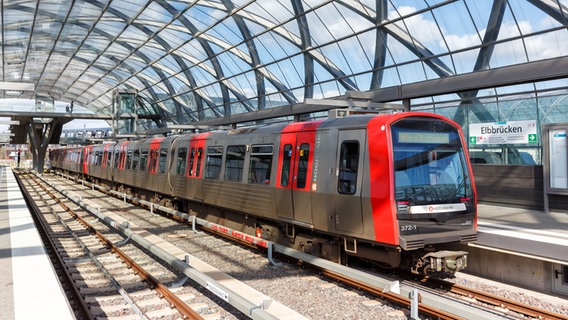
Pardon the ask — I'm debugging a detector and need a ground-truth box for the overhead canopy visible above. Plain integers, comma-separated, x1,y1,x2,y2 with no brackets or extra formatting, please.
1,0,568,129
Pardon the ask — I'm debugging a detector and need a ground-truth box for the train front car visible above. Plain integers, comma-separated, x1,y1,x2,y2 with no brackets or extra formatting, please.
368,113,477,275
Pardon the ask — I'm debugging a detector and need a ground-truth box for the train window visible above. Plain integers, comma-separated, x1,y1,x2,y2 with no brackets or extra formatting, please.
91,151,98,165
338,141,359,195
132,149,140,171
249,145,273,184
96,151,103,165
113,150,120,169
125,150,133,170
280,144,292,187
205,146,223,179
224,145,246,181
139,149,148,171
176,147,187,176
297,143,310,189
196,147,203,176
188,148,195,176
107,149,112,168
158,148,168,174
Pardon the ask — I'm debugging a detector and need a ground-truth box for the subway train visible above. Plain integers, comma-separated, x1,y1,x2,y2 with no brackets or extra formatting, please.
49,112,477,274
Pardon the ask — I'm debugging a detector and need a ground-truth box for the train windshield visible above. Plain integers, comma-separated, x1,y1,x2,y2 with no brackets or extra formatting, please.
392,118,473,205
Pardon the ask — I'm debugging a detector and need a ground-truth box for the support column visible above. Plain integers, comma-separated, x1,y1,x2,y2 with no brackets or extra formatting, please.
25,120,58,172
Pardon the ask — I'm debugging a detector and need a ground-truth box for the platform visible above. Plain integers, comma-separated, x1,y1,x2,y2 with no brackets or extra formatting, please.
477,203,568,264
467,203,568,295
0,166,75,320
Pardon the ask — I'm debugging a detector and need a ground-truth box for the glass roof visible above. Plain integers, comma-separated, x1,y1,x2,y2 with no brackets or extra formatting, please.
2,0,567,127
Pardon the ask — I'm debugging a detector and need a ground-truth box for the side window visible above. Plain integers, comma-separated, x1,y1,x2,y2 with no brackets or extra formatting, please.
195,147,203,176
125,150,133,169
280,144,292,187
297,143,310,189
139,150,148,171
338,141,359,195
132,149,140,170
176,147,188,176
249,145,273,184
205,146,223,179
188,147,195,176
90,151,97,165
224,145,246,181
96,151,102,166
158,148,168,174
113,150,120,168
107,149,112,168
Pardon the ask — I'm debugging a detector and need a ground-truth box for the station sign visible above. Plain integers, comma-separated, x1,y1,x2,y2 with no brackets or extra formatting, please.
469,120,537,145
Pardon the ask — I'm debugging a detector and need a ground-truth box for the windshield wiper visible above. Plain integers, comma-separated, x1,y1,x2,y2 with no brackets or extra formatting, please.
445,174,468,203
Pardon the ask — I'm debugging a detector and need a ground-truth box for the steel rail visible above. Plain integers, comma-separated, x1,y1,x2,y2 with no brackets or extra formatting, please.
423,277,568,320
13,171,93,320
319,267,466,320
26,173,204,320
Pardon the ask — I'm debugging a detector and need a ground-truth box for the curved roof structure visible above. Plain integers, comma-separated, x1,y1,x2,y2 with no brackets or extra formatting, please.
2,0,568,129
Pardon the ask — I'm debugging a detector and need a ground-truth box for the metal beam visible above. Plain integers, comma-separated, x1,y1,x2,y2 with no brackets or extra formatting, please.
0,120,19,125
346,56,568,102
0,82,34,91
190,98,378,127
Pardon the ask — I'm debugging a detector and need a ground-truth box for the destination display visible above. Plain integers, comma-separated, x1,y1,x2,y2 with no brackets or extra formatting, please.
397,131,450,144
469,120,537,145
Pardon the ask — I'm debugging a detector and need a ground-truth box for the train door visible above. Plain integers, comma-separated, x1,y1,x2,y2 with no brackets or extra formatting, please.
276,133,295,220
333,129,365,235
292,132,314,224
82,146,92,174
148,139,162,190
170,139,188,199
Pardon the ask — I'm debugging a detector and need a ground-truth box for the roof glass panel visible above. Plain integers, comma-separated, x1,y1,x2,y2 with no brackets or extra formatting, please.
252,0,294,24
254,23,299,63
216,50,249,78
192,64,219,87
184,4,220,31
177,41,209,63
142,1,173,24
263,57,302,93
491,40,528,68
159,26,193,48
526,30,568,62
510,0,566,34
109,0,146,19
136,39,167,61
98,13,127,34
120,24,152,43
208,18,243,43
157,54,183,73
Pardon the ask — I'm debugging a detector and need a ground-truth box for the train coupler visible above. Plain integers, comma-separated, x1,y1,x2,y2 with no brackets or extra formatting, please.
413,250,468,275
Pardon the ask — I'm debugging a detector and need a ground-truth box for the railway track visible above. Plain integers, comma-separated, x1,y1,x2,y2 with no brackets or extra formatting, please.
16,171,220,319
22,170,568,320
16,170,310,320
419,277,568,320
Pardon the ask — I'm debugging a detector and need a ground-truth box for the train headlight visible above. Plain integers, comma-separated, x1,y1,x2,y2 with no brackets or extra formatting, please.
397,201,410,212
